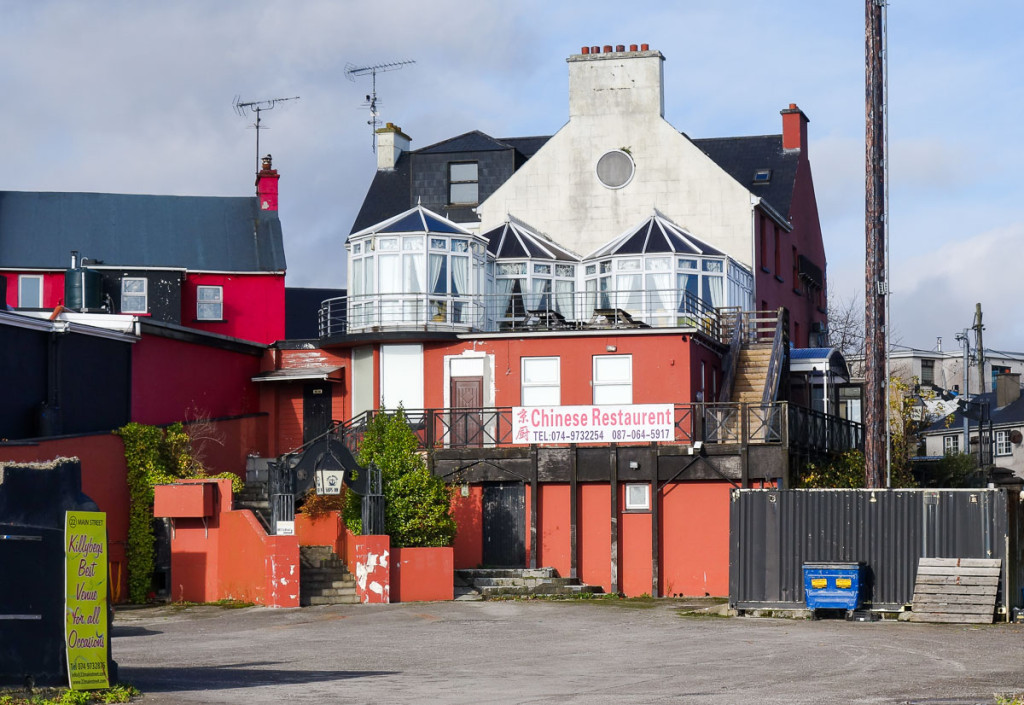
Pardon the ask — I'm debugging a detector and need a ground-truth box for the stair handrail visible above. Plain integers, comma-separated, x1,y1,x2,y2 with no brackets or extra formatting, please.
718,308,744,402
762,307,790,404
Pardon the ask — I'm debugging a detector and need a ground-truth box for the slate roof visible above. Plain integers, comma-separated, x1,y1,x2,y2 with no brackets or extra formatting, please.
0,191,286,272
691,135,799,221
483,220,579,261
923,390,1024,433
351,204,472,239
351,128,800,238
588,213,726,259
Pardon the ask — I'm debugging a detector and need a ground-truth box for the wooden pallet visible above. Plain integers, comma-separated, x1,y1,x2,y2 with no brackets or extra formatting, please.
906,557,1001,624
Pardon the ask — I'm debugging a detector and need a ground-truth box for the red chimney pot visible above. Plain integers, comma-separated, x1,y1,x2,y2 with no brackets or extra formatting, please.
640,43,649,51
603,45,612,53
591,45,600,54
629,44,638,51
581,46,589,54
616,44,625,52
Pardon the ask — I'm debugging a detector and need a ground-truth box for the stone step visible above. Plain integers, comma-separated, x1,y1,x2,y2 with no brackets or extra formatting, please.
302,579,355,591
301,586,357,598
302,594,361,606
456,568,556,580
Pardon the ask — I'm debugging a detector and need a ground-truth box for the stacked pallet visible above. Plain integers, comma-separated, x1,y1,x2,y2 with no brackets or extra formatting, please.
906,557,1001,624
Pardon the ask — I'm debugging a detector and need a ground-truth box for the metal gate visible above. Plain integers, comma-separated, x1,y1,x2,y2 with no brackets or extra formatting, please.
483,482,526,567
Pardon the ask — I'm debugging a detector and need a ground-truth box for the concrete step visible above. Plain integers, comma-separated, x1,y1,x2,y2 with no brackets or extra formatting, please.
302,594,361,606
456,568,556,580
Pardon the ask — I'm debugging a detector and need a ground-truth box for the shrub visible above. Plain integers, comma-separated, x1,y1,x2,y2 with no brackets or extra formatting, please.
349,407,456,548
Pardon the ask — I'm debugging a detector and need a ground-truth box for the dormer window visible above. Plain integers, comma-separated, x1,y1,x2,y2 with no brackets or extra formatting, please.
448,162,479,205
753,168,772,184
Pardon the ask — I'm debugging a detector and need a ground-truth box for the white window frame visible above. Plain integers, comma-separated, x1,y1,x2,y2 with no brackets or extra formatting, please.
943,435,960,455
624,483,651,511
120,277,148,314
995,429,1013,456
196,285,223,321
448,161,479,205
593,354,632,405
18,274,44,308
521,356,560,406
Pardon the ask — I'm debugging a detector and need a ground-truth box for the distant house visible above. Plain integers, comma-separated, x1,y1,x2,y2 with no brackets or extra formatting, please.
0,157,286,345
921,373,1024,479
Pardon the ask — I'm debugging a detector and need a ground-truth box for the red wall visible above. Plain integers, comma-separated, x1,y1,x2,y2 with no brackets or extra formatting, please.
131,334,262,426
182,273,285,345
422,333,702,409
451,486,484,569
578,484,611,591
537,484,571,577
155,479,299,607
0,433,130,602
392,547,454,602
1,271,65,309
619,483,653,597
659,481,731,597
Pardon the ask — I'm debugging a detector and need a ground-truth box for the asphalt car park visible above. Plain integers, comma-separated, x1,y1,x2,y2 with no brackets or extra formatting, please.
112,599,1024,705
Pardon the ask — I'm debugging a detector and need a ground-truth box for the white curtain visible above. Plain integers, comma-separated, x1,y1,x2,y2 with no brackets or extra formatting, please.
404,254,423,292
530,278,551,311
615,273,642,314
554,280,574,319
451,256,469,296
703,275,724,308
429,254,445,294
646,272,672,320
494,278,515,324
677,272,697,313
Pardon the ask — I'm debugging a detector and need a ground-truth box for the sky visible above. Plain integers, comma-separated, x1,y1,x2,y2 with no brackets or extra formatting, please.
2,1,1023,352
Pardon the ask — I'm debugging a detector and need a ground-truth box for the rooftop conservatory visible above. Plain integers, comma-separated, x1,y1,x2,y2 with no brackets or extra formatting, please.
323,206,753,337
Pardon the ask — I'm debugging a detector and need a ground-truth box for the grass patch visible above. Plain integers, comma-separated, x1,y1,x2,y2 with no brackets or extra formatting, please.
169,598,254,610
996,695,1024,705
0,683,139,704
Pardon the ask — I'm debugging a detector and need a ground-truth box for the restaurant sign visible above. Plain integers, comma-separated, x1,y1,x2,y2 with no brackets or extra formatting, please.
512,404,674,444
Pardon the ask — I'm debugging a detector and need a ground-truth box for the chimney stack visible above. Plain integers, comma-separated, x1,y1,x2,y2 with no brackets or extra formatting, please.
567,43,664,119
781,103,809,154
256,154,280,211
376,122,411,171
996,372,1021,408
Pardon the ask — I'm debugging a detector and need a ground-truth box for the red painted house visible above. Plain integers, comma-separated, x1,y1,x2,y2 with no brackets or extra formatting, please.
0,156,286,345
251,45,857,599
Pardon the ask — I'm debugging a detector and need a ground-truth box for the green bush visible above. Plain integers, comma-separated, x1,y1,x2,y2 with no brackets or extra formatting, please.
796,450,866,488
349,407,456,548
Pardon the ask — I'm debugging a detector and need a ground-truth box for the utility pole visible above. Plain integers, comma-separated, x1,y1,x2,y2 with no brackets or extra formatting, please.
974,303,985,393
864,0,888,488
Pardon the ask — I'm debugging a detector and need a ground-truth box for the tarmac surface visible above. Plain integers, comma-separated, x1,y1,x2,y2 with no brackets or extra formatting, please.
112,599,1024,705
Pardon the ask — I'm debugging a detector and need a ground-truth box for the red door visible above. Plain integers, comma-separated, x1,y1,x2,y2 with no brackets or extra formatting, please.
451,376,483,447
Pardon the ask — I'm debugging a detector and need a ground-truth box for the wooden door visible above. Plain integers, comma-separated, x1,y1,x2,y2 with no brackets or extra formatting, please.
482,482,526,567
451,376,483,447
303,383,333,444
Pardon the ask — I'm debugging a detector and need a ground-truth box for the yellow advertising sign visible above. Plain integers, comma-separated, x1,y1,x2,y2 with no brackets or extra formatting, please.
65,510,109,690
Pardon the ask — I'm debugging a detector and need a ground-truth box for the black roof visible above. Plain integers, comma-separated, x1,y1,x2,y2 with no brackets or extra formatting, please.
351,130,799,236
692,135,799,221
0,191,286,272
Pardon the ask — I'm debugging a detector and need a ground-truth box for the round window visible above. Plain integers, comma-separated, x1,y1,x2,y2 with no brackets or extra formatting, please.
596,150,635,189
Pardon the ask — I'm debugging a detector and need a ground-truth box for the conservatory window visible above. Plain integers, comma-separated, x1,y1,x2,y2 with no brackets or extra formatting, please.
497,262,526,276
452,239,469,253
430,254,448,294
530,278,551,311
554,280,574,318
556,264,575,278
378,237,399,251
403,254,424,292
403,236,423,250
353,243,362,254
430,238,448,251
585,264,597,276
533,263,551,275
378,254,400,293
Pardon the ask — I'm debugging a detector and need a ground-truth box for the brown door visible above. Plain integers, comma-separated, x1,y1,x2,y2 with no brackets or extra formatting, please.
451,376,483,447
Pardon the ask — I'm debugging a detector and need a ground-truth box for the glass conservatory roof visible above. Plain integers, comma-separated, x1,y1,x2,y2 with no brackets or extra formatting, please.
588,213,727,259
350,205,470,238
483,220,579,261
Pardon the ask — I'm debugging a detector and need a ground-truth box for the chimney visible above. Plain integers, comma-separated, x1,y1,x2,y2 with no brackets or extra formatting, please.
996,372,1021,408
256,154,280,211
567,44,665,119
376,122,411,171
781,103,809,154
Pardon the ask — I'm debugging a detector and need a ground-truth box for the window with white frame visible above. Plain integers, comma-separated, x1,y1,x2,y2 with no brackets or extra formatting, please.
995,429,1013,456
624,483,651,511
943,435,960,455
521,356,560,406
593,354,632,404
197,285,223,320
120,277,147,313
18,274,43,308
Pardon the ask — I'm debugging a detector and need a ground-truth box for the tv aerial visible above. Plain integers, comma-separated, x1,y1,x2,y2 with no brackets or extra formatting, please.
344,60,415,152
233,95,300,170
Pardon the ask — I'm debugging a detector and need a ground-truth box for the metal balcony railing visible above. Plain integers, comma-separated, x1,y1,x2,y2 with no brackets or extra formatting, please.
318,289,724,340
329,402,863,456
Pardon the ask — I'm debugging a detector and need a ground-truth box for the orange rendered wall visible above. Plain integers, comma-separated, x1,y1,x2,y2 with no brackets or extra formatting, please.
0,432,130,602
538,484,571,578
578,484,611,592
392,547,454,602
295,511,346,558
658,482,731,597
619,483,653,598
451,486,483,569
423,333,701,409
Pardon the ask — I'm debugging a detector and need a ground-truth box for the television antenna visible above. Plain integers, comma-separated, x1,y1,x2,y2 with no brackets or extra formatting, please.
344,60,415,151
233,95,300,170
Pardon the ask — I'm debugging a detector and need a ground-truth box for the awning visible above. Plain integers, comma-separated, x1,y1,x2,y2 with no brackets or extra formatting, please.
251,365,344,383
